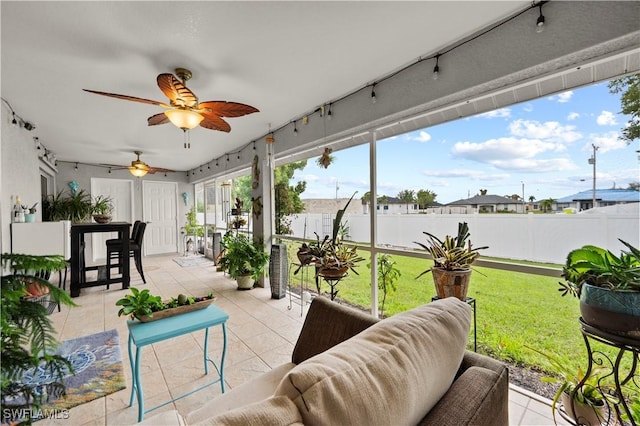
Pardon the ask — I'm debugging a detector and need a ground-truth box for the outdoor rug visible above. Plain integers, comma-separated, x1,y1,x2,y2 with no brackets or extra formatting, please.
15,329,126,417
173,255,215,268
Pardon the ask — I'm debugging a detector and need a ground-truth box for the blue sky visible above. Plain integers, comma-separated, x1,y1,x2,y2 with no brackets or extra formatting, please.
293,81,639,204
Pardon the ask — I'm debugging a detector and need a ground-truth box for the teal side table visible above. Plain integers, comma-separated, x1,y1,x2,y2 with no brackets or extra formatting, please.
126,304,229,421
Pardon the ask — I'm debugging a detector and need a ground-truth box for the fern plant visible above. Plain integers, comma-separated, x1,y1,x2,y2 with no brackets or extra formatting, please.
1,254,76,424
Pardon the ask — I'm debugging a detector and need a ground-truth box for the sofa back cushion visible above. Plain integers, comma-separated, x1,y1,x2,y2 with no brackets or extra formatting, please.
275,297,471,425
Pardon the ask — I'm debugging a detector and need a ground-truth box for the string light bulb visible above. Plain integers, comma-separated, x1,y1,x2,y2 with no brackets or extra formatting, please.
293,121,298,135
371,84,377,104
11,112,17,126
216,159,219,167
75,162,78,170
327,104,333,120
432,55,441,80
536,3,545,33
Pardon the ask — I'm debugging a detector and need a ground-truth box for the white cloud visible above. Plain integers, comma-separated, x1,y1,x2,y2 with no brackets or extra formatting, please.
453,137,564,162
587,131,627,153
567,112,580,121
413,131,431,142
477,108,511,119
508,119,581,143
422,169,510,181
522,104,534,113
490,158,578,172
596,111,617,126
548,91,573,103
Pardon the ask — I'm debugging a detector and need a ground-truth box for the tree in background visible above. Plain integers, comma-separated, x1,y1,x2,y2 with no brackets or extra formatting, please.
628,182,640,191
397,189,415,213
416,189,437,209
539,197,555,213
608,73,639,144
233,161,307,235
479,189,488,195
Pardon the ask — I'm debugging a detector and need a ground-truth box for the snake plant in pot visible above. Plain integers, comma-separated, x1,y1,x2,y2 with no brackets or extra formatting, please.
558,239,640,339
415,222,488,300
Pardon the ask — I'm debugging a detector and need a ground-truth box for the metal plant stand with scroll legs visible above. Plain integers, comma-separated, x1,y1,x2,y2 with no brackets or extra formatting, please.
565,319,639,426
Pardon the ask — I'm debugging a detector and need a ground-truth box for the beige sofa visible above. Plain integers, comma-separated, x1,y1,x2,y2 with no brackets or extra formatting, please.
142,296,509,425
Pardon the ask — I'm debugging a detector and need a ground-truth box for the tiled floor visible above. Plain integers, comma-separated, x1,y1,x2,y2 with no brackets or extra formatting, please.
42,253,559,425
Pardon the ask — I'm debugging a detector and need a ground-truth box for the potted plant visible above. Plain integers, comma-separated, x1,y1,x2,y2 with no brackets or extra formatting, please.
91,195,113,223
181,207,205,254
1,254,76,424
527,346,608,426
115,287,216,322
558,239,640,338
217,233,269,290
415,222,488,300
42,189,94,222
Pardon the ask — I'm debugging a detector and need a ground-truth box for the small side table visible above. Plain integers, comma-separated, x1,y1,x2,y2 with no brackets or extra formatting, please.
127,304,229,422
432,296,477,352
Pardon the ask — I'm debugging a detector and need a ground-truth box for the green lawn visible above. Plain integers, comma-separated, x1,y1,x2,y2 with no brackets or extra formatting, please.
284,242,634,375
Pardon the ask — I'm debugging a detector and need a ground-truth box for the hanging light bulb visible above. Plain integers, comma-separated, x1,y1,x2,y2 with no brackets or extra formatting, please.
11,112,18,126
216,160,219,167
371,84,377,104
293,121,298,135
327,104,333,120
432,55,441,81
536,3,546,33
75,162,78,170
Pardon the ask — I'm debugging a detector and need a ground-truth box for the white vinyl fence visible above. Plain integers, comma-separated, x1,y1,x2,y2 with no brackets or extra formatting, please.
287,210,639,264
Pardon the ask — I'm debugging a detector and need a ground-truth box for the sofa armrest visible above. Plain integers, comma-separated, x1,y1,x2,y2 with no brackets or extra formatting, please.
291,296,379,364
457,350,508,378
419,350,509,426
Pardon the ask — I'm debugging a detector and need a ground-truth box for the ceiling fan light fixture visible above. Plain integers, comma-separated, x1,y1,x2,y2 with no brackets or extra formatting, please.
129,166,148,177
164,109,204,130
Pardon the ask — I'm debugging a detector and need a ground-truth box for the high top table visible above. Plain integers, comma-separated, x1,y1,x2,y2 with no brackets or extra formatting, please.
70,222,131,297
126,304,229,422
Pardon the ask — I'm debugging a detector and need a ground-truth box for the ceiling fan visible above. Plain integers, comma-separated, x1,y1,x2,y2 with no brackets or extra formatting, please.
83,67,259,135
104,151,174,177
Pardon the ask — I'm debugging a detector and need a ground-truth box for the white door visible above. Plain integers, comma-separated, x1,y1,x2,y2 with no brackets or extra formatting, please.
90,178,134,261
143,181,179,255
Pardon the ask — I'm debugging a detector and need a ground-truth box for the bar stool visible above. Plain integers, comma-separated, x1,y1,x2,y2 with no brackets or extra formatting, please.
106,221,147,285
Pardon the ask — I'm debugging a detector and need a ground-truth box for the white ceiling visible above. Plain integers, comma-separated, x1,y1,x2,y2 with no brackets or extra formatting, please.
1,1,531,172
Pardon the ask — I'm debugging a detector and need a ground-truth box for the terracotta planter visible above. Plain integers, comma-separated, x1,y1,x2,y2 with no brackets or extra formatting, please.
236,274,254,290
560,392,606,426
431,268,472,300
580,283,640,339
318,266,349,280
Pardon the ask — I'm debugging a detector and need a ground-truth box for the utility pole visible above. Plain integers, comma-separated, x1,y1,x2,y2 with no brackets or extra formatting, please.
587,144,599,209
521,181,525,213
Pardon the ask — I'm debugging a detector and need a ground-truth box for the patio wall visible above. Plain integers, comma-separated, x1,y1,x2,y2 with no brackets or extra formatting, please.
287,210,640,264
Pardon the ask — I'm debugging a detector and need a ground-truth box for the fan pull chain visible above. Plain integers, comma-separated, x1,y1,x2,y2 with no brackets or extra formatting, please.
183,130,191,149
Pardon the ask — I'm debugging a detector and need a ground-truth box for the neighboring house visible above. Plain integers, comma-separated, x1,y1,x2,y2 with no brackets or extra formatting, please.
361,196,418,215
555,189,640,212
446,194,524,213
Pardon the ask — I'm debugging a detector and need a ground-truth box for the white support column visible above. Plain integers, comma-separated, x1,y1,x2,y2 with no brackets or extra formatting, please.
369,131,379,318
251,141,275,288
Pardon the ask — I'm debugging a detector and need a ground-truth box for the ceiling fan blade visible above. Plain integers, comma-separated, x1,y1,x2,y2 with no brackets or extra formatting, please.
199,114,231,132
100,164,129,170
157,73,198,108
147,112,170,126
199,101,259,117
147,166,175,174
83,89,168,107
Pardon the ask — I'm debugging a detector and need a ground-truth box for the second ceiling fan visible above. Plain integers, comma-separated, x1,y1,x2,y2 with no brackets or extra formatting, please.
105,151,174,178
84,68,259,135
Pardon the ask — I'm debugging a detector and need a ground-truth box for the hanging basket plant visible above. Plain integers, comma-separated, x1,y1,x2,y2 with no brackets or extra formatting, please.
317,147,334,169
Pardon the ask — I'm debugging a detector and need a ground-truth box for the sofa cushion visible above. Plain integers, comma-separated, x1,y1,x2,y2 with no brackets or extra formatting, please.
192,396,303,426
275,297,471,425
186,362,296,424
